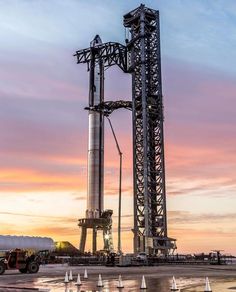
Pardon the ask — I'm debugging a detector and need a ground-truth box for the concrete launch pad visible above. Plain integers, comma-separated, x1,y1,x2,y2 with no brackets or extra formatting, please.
0,264,235,291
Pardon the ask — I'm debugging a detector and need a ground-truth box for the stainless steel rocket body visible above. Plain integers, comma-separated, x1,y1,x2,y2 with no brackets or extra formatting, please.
86,35,104,219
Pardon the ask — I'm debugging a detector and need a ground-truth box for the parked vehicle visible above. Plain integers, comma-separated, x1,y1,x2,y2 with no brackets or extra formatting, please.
136,252,148,261
0,249,40,275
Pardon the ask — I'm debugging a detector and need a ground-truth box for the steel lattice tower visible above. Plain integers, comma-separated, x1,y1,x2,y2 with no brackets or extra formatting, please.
124,5,176,254
75,4,176,255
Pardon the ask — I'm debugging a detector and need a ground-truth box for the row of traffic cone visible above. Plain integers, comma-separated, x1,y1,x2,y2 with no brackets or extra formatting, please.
64,270,84,285
65,269,88,282
64,269,124,288
65,270,212,291
171,276,212,292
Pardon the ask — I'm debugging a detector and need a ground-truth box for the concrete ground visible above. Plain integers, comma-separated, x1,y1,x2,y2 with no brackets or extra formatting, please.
0,264,235,291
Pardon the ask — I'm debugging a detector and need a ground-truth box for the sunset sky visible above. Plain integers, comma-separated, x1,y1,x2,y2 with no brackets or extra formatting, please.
0,0,236,255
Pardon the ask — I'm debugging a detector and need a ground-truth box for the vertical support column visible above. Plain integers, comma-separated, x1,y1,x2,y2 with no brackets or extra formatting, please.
130,34,139,253
117,153,122,254
103,229,108,250
139,6,150,253
92,227,97,254
79,226,87,253
98,58,105,215
155,10,168,237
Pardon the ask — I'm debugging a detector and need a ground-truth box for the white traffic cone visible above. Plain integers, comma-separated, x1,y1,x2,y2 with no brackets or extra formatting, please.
171,276,179,291
117,274,124,288
140,275,147,289
64,271,69,283
97,274,104,287
84,268,88,279
204,277,212,292
75,273,82,286
69,270,73,281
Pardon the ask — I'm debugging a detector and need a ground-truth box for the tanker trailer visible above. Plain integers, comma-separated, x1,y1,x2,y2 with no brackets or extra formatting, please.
0,235,55,252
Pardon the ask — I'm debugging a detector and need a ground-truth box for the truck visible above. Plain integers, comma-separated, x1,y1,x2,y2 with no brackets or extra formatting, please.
0,249,40,275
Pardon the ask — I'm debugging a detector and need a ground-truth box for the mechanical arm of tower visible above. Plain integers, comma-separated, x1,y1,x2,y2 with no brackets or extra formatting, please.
74,4,176,255
85,100,132,117
74,41,128,72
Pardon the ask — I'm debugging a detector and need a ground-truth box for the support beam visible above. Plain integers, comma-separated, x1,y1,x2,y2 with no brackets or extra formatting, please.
92,227,97,254
79,227,87,253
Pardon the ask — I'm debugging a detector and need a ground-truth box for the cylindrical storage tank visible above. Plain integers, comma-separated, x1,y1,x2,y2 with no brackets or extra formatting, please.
0,235,55,251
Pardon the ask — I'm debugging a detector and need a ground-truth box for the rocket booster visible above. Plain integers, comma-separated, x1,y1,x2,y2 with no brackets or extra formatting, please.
86,35,104,219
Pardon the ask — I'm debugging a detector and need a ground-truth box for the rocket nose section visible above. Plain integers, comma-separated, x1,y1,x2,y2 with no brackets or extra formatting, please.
90,34,102,47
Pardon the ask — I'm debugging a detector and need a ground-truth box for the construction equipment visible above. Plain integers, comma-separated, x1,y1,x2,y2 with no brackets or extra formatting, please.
0,249,40,275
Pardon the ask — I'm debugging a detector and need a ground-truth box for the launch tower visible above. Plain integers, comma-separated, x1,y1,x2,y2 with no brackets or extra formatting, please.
124,5,176,254
75,4,176,255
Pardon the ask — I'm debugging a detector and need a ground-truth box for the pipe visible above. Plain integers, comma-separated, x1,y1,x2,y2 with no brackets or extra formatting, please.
106,117,122,254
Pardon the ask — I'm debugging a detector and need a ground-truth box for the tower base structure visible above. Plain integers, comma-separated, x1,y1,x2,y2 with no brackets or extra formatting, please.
134,235,177,255
78,209,113,254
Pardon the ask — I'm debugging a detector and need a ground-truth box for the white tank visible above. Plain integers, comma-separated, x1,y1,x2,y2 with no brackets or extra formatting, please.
0,235,55,251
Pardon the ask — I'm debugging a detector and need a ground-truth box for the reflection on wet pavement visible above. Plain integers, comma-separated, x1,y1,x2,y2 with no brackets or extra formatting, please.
1,265,236,292
0,277,205,291
33,277,236,292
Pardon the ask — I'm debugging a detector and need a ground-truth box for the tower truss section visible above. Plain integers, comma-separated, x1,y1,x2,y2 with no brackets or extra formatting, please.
124,4,176,254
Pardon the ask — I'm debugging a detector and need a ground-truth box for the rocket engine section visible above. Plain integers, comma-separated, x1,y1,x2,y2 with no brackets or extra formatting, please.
86,35,104,219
